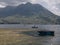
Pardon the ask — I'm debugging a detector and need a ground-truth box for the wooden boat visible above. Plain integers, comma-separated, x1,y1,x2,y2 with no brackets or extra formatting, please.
32,25,38,28
37,31,54,36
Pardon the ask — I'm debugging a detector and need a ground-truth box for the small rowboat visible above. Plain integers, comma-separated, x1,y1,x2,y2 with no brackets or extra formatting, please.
38,31,54,36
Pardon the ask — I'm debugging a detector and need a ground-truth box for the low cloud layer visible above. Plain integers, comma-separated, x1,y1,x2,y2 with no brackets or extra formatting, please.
0,0,29,6
0,0,60,15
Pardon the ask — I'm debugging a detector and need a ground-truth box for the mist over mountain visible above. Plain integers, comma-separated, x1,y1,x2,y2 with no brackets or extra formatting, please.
0,2,60,24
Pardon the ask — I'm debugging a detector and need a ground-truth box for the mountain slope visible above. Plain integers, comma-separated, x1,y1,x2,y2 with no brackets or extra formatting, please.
0,2,59,24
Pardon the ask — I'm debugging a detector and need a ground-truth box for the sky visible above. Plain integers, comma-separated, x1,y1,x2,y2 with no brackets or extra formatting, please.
0,0,60,16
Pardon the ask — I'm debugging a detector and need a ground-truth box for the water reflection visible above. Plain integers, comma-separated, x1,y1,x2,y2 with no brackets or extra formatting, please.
18,31,54,45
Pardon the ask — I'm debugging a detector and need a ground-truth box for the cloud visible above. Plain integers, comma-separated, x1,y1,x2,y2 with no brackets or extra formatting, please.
0,2,7,8
0,0,31,6
38,0,60,15
0,4,6,8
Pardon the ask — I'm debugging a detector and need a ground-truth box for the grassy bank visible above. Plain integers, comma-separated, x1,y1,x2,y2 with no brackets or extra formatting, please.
0,28,53,45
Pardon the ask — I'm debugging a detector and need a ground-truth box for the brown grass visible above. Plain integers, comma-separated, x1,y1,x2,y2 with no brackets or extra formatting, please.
0,28,53,45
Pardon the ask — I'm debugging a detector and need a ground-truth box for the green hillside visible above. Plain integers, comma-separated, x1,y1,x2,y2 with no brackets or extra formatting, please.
0,2,60,24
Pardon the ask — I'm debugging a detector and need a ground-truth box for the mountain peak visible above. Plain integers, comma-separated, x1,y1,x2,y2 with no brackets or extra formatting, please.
25,2,32,5
0,2,59,24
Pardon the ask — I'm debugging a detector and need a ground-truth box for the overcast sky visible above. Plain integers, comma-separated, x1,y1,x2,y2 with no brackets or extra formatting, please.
0,0,60,16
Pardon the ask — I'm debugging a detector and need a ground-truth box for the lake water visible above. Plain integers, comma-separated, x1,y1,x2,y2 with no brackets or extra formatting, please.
0,24,60,45
0,24,60,29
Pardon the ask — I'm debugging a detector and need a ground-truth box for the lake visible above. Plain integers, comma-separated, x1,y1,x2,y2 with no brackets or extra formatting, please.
0,24,60,45
0,24,60,29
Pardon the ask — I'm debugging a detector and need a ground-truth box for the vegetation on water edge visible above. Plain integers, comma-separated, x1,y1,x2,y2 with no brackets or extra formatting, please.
0,29,53,45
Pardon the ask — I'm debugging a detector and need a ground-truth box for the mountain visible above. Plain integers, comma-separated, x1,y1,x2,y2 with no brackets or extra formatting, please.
0,2,60,24
0,2,56,17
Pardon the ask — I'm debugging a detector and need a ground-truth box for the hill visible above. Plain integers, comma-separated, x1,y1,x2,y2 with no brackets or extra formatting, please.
0,2,60,24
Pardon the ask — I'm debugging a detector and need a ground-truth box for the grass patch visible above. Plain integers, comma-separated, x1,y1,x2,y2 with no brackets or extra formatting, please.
0,28,53,45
